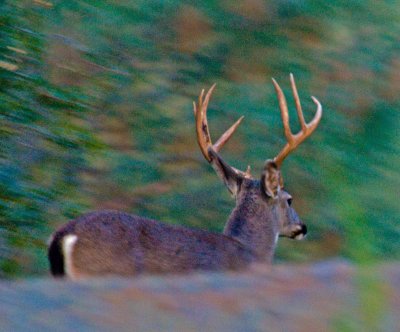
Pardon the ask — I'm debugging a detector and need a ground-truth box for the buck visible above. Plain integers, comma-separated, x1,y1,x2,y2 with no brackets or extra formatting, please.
48,74,322,279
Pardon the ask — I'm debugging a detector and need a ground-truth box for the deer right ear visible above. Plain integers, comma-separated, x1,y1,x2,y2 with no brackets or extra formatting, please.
261,160,281,198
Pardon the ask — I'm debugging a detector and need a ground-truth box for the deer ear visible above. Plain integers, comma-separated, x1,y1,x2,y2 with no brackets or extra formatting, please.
261,160,282,198
208,148,243,196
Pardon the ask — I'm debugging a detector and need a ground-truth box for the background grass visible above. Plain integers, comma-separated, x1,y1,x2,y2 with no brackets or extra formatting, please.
0,0,399,277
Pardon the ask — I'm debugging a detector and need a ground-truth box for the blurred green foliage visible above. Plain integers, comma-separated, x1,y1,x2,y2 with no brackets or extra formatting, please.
0,0,399,277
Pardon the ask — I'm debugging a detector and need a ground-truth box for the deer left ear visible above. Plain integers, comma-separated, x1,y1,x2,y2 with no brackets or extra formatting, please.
261,160,282,198
208,148,243,196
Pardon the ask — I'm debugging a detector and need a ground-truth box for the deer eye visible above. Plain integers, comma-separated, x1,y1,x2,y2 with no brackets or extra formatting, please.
287,198,293,206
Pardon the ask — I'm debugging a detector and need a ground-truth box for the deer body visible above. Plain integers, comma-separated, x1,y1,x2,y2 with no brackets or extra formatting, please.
48,211,254,277
48,75,321,278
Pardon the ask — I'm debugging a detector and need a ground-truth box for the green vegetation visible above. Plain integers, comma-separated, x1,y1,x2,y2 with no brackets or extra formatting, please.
1,1,399,277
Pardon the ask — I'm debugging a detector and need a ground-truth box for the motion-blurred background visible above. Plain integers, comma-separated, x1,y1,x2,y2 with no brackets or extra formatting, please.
0,1,399,278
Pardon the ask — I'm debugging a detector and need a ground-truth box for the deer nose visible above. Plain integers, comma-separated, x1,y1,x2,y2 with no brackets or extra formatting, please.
293,224,307,240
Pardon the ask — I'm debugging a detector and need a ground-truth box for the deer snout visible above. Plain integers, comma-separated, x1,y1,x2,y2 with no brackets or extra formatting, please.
292,224,307,240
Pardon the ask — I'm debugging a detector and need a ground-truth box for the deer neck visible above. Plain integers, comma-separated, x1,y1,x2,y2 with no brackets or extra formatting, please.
223,190,279,263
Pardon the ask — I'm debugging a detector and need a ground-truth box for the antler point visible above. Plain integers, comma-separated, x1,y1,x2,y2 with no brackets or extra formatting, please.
193,101,197,115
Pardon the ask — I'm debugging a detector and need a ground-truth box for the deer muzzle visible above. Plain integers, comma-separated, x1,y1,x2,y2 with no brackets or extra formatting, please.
292,224,307,240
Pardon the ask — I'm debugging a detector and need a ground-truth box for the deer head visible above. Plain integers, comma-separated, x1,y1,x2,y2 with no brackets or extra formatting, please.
194,74,322,261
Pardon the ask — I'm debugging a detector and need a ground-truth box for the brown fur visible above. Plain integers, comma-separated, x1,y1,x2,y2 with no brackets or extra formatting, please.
50,211,254,277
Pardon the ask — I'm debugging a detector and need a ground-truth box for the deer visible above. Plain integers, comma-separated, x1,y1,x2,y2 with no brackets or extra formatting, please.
48,74,322,279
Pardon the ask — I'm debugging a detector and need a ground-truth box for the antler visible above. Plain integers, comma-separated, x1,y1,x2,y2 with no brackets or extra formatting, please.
193,84,251,178
272,74,322,168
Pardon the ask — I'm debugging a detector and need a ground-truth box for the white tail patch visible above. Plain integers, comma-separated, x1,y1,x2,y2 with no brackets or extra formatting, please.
62,234,78,279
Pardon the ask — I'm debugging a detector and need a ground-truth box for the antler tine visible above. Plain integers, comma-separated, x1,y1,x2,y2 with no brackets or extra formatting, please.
194,84,250,177
193,88,205,116
290,73,306,131
271,78,293,144
309,96,323,129
272,75,323,168
214,115,244,152
194,85,214,161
